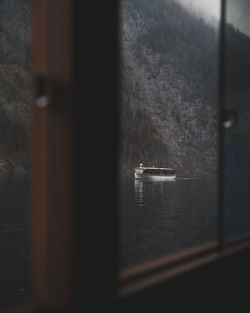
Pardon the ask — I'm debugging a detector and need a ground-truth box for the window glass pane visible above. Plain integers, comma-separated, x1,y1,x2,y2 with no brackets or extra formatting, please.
222,0,250,241
0,0,31,308
119,0,220,270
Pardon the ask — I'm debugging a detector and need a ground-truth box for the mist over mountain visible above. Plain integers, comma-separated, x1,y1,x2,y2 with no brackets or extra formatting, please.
176,0,220,25
223,20,250,141
225,0,250,37
119,0,219,177
0,0,31,173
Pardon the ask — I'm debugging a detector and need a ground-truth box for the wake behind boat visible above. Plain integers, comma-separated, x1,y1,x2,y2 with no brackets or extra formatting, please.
134,163,176,181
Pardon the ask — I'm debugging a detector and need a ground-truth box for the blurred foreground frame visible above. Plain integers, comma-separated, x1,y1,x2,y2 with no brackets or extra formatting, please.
5,0,250,312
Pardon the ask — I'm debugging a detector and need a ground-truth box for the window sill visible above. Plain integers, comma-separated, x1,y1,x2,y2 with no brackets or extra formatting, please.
119,234,250,297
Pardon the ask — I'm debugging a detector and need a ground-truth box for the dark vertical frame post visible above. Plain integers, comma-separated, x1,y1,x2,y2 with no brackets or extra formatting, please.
73,0,120,311
31,0,49,307
218,0,226,249
31,0,74,310
46,0,74,309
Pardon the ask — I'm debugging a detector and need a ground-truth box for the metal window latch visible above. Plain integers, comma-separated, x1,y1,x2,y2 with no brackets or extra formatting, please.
35,74,50,108
222,108,237,129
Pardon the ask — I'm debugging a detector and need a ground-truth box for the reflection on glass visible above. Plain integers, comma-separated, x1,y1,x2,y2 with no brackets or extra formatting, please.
119,0,220,270
222,0,250,240
0,0,31,308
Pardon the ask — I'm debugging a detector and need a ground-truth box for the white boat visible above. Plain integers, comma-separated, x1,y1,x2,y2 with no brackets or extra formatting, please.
134,163,176,181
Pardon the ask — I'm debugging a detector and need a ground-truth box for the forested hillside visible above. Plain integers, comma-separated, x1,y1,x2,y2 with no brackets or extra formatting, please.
119,0,219,177
0,0,30,173
119,0,250,177
224,23,250,95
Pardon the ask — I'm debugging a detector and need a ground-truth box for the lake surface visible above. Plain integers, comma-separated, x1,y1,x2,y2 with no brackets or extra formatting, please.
0,140,249,305
119,176,218,269
0,173,30,309
223,140,250,240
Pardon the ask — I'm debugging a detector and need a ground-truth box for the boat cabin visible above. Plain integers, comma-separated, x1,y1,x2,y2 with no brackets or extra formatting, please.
143,168,175,175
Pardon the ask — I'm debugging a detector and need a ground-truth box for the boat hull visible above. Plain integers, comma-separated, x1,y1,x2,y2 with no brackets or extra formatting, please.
134,173,176,181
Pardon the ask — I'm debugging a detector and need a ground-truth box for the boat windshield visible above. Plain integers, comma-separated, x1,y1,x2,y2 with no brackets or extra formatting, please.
144,169,175,175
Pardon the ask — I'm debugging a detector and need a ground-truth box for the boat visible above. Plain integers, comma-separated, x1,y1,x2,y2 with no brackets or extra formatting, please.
134,163,176,181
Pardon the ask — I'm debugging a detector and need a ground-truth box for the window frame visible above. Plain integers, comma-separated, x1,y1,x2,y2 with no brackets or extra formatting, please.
73,0,250,311
5,0,250,312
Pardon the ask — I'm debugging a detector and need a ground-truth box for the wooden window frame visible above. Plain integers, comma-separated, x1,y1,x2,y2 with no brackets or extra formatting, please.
4,0,75,312
4,0,250,312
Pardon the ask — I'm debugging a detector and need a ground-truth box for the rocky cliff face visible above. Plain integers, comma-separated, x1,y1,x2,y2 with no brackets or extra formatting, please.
119,0,219,177
0,0,31,173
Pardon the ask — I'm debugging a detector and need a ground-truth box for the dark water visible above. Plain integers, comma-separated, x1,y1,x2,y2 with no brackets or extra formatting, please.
223,140,250,240
119,176,218,269
0,174,30,309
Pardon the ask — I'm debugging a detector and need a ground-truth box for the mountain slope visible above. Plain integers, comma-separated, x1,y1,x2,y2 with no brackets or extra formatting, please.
119,0,219,177
0,0,30,173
